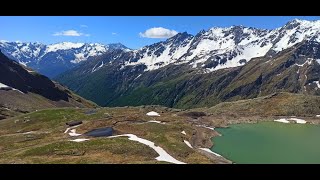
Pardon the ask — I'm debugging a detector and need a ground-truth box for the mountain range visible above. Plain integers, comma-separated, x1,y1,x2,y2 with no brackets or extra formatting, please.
55,19,320,108
1,18,320,164
0,41,129,77
1,19,320,108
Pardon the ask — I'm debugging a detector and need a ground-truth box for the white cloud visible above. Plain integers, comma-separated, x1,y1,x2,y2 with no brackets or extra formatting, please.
53,30,90,37
112,32,117,35
80,25,88,28
139,27,178,38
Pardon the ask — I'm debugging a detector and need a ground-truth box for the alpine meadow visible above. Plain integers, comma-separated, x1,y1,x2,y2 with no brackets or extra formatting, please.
1,16,320,164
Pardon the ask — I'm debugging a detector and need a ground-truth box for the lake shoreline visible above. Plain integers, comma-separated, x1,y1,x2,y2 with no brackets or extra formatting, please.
209,119,320,164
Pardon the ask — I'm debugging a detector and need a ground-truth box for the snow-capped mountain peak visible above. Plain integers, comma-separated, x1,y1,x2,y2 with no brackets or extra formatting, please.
46,42,85,52
1,19,320,77
0,41,130,77
107,43,132,51
124,32,194,71
121,19,320,73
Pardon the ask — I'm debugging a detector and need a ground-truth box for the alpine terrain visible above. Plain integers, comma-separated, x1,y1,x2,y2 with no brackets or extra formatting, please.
1,17,320,164
55,19,320,108
0,41,129,78
0,50,97,119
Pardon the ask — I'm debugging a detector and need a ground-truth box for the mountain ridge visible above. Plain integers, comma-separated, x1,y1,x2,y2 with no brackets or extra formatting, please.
57,21,320,108
3,19,320,108
105,19,320,74
0,50,97,119
0,41,130,77
3,19,320,77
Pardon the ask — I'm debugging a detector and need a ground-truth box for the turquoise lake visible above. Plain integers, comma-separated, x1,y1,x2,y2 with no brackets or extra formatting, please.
211,122,320,164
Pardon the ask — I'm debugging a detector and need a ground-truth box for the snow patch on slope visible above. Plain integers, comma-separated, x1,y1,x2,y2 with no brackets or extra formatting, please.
314,81,320,89
69,138,89,142
91,61,105,73
148,120,166,124
109,134,186,164
196,125,215,131
68,129,82,136
199,148,222,157
46,42,84,52
184,140,193,148
0,83,9,88
0,82,24,94
146,111,160,116
274,118,306,124
208,43,272,72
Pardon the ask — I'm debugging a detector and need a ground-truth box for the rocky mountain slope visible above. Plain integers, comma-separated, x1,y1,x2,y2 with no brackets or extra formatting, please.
0,41,129,77
0,51,97,119
55,19,320,108
206,92,320,117
114,19,320,72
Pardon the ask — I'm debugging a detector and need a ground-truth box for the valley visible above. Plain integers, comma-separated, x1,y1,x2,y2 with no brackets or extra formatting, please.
0,106,231,164
1,17,320,164
54,20,320,108
0,92,319,164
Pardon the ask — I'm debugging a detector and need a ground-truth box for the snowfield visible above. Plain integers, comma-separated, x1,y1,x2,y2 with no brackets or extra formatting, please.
146,111,160,117
148,120,166,124
109,134,186,164
199,148,222,157
196,125,215,131
184,140,193,149
68,129,82,137
274,119,290,123
64,124,82,133
0,82,24,94
274,118,306,124
69,138,90,142
0,83,9,88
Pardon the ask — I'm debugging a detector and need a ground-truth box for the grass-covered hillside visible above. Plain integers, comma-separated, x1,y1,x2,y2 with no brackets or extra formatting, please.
0,107,230,164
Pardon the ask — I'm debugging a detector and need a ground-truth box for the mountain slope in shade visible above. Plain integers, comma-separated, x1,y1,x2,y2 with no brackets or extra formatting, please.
0,41,130,78
0,50,97,119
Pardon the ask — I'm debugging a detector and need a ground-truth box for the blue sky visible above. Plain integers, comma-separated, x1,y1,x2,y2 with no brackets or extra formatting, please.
1,16,320,49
